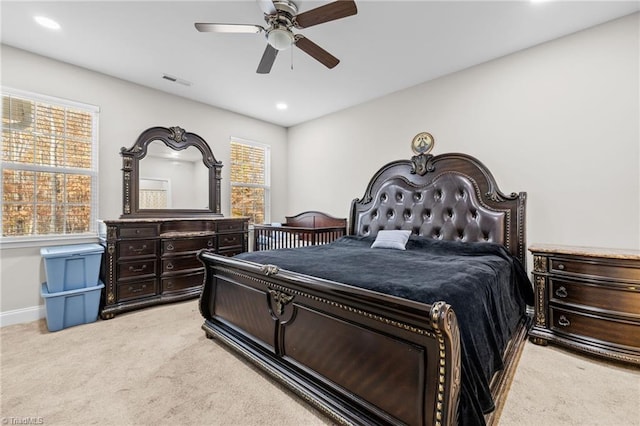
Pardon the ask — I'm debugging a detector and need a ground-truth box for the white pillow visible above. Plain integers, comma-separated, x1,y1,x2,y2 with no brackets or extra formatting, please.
371,230,411,250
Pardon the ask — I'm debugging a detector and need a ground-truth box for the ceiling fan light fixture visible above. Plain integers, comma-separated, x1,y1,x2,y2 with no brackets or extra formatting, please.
267,28,294,50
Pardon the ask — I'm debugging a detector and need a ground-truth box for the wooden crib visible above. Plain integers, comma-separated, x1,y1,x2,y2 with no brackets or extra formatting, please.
253,211,347,251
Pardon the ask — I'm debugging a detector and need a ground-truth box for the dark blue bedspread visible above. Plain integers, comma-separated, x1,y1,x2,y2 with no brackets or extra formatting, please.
235,235,534,426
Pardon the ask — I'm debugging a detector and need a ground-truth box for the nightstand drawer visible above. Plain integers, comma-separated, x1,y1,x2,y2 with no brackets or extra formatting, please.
550,307,640,349
162,236,215,255
550,278,640,316
161,272,204,294
118,278,157,301
550,257,640,282
161,254,202,274
119,239,156,258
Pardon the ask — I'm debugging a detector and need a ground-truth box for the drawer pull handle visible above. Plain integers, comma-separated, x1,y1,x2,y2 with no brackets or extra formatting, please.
129,284,146,293
166,281,174,289
558,315,571,327
166,243,175,251
555,286,568,298
224,237,235,243
557,263,565,270
128,265,147,272
207,239,214,247
166,262,174,270
129,244,147,253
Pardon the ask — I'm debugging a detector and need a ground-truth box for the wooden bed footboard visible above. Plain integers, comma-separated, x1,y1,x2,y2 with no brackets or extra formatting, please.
199,250,461,426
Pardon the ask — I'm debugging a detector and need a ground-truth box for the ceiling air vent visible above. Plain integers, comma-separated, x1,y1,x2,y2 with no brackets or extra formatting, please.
162,74,192,86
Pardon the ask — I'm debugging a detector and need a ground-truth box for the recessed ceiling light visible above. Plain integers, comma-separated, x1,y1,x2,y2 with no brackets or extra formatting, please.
34,16,61,30
276,103,288,110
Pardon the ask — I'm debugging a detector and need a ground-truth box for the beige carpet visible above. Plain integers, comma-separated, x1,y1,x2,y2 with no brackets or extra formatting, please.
1,300,638,426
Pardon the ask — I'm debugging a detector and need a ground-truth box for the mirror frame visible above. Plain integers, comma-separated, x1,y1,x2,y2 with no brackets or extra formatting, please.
120,126,222,218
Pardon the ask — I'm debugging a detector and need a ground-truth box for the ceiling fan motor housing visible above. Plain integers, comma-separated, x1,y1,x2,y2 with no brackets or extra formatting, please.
264,0,298,50
272,0,298,17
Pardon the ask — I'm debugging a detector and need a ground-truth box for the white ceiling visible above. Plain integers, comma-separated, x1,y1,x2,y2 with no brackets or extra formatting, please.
2,1,638,127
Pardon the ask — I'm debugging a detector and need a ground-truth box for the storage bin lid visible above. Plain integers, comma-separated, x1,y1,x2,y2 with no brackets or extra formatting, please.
40,243,104,259
41,281,104,297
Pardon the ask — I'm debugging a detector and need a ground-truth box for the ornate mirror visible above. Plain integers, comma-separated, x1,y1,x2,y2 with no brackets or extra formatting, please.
120,126,222,218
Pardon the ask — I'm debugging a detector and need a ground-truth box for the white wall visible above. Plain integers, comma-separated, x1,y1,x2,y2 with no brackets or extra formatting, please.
0,45,288,323
288,14,640,260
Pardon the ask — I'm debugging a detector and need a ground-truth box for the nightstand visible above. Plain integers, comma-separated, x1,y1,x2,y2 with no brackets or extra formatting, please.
528,244,640,365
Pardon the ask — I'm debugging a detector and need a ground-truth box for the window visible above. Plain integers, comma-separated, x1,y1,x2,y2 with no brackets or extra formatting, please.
230,138,270,224
1,88,99,241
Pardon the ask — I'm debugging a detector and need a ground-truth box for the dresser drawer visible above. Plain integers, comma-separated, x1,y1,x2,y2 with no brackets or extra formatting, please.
119,226,158,239
550,257,640,282
161,272,204,294
216,220,245,233
217,247,245,257
218,233,244,250
550,278,640,316
119,239,157,258
118,259,156,279
118,278,157,301
550,307,640,349
162,254,202,275
162,236,215,255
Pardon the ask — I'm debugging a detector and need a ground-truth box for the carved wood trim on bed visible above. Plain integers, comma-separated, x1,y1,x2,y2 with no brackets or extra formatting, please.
350,153,527,268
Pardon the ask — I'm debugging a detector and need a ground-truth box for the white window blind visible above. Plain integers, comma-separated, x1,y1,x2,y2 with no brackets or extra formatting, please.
230,138,270,224
1,88,99,240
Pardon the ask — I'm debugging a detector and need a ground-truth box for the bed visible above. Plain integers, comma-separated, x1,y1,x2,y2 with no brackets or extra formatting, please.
198,151,533,426
253,211,347,251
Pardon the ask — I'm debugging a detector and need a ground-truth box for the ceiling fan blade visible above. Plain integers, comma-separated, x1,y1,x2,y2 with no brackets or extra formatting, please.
294,0,357,29
294,35,339,69
256,0,277,15
257,44,278,74
195,23,264,33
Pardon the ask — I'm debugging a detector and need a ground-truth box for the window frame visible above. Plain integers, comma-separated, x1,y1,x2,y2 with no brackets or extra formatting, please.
1,87,100,248
230,137,271,225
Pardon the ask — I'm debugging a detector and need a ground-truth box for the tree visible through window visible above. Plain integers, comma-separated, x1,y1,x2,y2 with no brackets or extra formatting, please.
1,89,99,239
230,139,270,224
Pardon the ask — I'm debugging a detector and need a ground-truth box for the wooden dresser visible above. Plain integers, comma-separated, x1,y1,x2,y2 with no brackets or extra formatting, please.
529,244,640,365
99,217,248,319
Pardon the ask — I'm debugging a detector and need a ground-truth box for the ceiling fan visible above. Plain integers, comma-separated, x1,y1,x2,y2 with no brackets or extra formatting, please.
195,0,357,74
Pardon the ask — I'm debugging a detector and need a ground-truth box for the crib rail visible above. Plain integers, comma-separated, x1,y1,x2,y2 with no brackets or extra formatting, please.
253,225,346,251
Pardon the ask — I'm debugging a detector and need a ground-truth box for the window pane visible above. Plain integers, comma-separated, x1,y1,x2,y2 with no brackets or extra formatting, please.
65,204,91,233
2,130,35,164
2,169,35,202
2,97,34,132
231,142,265,185
2,204,34,236
66,174,91,204
36,204,54,234
231,186,265,224
35,103,65,136
65,139,92,168
67,109,93,141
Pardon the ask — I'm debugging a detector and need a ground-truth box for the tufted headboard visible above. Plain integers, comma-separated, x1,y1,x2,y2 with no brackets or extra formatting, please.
349,152,527,268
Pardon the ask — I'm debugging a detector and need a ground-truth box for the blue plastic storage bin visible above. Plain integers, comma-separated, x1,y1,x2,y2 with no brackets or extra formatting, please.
41,282,104,332
40,243,104,293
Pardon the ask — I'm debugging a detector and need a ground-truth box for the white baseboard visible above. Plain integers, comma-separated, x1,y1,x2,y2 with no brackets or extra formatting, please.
0,305,45,327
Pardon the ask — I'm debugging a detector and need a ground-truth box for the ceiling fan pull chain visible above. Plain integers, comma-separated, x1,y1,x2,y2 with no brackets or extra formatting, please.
291,45,294,70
